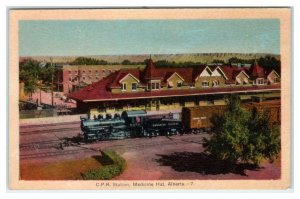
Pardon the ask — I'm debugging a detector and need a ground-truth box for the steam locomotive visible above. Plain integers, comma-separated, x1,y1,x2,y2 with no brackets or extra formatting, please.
80,110,184,141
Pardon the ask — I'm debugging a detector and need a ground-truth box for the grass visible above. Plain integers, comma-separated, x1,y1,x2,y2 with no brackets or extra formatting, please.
81,149,126,180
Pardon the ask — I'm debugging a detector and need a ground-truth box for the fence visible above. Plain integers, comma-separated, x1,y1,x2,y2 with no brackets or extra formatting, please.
19,109,58,119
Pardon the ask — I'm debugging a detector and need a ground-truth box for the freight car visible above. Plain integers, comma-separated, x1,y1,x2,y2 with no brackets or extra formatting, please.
182,99,281,133
80,110,183,141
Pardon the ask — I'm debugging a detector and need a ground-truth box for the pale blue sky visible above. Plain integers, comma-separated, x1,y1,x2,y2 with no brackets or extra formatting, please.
19,19,280,56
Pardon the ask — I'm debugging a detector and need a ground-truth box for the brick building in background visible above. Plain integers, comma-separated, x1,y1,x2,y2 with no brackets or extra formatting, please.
62,64,145,94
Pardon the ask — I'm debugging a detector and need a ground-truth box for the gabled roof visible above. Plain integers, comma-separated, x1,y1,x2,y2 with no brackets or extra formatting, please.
166,72,185,82
119,73,140,83
193,65,212,81
109,69,141,88
220,65,249,84
233,69,249,79
267,69,280,78
211,66,229,80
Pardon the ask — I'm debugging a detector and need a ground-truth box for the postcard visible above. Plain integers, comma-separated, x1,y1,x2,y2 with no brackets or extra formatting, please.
9,8,291,190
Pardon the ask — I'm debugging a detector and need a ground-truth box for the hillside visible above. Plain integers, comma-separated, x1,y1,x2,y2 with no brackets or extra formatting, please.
20,53,280,64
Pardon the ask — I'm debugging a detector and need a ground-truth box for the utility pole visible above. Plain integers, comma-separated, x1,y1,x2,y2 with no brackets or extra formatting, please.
50,57,54,107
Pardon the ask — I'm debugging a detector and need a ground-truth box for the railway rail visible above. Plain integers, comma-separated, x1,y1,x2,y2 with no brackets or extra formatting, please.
20,140,64,150
20,134,205,159
20,127,80,136
20,121,79,129
20,148,87,159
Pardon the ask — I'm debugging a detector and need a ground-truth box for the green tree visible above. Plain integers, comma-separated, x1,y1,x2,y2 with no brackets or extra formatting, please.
245,111,281,165
258,56,281,73
121,59,131,65
203,95,280,166
203,95,251,164
19,59,41,96
72,57,108,65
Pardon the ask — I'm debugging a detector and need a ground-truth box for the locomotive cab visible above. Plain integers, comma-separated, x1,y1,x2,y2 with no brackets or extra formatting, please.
121,110,147,126
121,110,147,137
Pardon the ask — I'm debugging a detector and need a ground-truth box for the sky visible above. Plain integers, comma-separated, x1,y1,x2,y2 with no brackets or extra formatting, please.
19,19,280,56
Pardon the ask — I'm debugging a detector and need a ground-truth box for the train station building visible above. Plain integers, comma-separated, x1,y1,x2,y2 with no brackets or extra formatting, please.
68,59,281,117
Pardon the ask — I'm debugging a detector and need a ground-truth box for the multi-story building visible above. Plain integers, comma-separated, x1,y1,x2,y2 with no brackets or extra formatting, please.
62,64,145,94
68,59,280,116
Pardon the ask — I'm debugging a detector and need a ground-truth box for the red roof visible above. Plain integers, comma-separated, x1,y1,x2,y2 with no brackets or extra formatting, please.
68,60,280,102
248,62,265,78
69,78,280,102
143,59,162,80
109,69,141,88
220,65,249,83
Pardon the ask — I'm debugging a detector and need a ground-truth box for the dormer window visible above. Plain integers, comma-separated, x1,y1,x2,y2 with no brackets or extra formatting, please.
273,77,280,83
121,83,126,91
168,81,174,89
177,82,182,88
202,81,209,87
212,80,219,87
257,78,264,85
151,82,160,90
132,83,137,91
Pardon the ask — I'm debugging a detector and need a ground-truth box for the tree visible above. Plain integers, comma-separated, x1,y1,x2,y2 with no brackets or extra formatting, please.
19,59,41,97
203,95,280,166
203,95,251,164
245,111,281,165
258,56,281,73
71,57,108,65
121,59,131,65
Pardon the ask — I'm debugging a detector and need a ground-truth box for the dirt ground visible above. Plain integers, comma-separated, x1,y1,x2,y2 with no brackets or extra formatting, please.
20,156,102,180
20,125,281,181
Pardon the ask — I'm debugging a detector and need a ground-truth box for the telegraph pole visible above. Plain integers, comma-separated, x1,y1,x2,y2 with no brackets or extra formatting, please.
50,58,54,107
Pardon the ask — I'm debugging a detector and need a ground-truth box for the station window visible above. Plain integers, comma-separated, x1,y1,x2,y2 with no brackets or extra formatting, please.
151,82,160,90
212,80,219,87
132,83,137,91
121,83,126,91
147,82,151,90
82,77,86,80
177,82,182,88
202,81,209,87
68,71,72,74
273,77,280,83
83,70,86,73
257,78,264,85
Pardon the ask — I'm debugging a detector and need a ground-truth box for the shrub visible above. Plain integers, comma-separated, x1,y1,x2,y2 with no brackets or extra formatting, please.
82,149,126,180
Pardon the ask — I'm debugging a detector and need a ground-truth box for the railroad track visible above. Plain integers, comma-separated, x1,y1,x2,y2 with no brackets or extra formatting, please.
20,127,80,135
20,148,88,159
20,140,63,150
20,134,205,159
104,137,204,151
20,121,79,129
